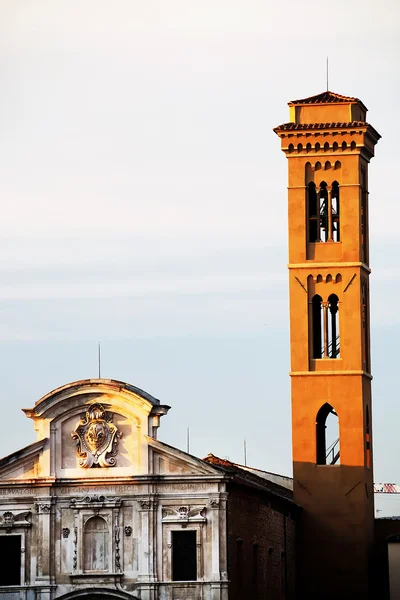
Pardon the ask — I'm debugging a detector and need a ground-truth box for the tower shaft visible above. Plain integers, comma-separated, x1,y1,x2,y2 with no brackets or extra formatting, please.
274,91,380,599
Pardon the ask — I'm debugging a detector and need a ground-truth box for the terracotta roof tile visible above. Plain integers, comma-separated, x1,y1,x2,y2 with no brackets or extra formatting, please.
204,453,296,504
274,121,368,132
290,91,361,105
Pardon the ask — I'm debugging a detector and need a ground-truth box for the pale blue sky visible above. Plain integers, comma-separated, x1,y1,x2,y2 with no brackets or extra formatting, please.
0,0,399,515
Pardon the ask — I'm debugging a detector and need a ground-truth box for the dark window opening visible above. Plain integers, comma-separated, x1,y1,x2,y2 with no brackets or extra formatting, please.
319,182,329,242
327,294,340,358
172,530,197,581
312,295,323,359
252,543,259,595
366,405,371,469
0,535,21,585
311,294,340,359
308,180,340,244
316,403,340,465
308,182,318,242
266,547,273,589
281,551,286,594
331,181,340,242
236,538,243,593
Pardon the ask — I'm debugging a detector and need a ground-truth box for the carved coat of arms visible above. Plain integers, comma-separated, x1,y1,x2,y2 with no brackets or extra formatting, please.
71,404,122,468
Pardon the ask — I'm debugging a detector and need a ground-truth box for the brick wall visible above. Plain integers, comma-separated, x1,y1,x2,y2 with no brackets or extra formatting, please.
226,483,297,599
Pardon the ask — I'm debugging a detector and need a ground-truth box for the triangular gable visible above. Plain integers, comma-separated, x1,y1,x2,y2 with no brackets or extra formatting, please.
146,437,223,477
0,439,46,481
289,91,361,105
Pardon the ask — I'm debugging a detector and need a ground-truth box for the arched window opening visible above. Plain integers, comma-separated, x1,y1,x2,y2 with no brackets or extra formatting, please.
306,143,312,153
333,142,338,152
361,281,370,371
311,294,340,359
315,161,321,170
342,141,347,151
334,160,341,170
288,144,294,154
351,140,356,150
325,161,331,170
324,142,330,152
315,142,320,152
312,295,323,359
316,403,340,465
297,143,303,152
366,405,371,469
309,181,340,244
319,182,329,242
327,294,340,358
335,273,342,283
331,181,340,242
307,182,318,242
326,274,332,283
84,516,109,572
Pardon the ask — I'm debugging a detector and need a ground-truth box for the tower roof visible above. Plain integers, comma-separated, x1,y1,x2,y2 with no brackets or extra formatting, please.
289,90,367,111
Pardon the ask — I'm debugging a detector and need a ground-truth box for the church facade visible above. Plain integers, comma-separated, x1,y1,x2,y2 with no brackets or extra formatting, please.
0,378,297,600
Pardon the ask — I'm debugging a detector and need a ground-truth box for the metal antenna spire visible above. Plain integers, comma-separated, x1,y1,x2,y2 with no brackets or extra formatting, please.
98,342,101,379
326,56,329,91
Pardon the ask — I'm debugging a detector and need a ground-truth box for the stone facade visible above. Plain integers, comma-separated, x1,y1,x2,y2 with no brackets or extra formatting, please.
0,378,297,600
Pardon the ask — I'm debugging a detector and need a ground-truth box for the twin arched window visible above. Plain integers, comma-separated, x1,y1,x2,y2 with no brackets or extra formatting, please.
308,181,340,243
312,294,340,359
84,516,109,572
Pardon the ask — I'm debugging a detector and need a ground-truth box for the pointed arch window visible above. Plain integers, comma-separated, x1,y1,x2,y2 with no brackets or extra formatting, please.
84,516,109,572
316,403,340,465
307,181,341,243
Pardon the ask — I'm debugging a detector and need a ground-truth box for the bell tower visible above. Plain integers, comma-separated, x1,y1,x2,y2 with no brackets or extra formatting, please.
274,91,380,598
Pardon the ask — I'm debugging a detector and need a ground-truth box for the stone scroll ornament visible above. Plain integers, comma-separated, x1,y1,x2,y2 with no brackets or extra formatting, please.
71,404,122,468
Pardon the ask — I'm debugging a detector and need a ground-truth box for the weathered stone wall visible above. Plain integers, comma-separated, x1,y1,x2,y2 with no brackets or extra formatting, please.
226,483,296,600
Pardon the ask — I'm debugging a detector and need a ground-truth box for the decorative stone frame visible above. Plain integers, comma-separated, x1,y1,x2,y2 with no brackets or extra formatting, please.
0,511,31,586
68,496,122,579
161,506,206,582
0,532,27,587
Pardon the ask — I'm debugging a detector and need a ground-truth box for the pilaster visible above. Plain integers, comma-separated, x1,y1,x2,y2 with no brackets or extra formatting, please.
137,495,158,600
35,497,55,594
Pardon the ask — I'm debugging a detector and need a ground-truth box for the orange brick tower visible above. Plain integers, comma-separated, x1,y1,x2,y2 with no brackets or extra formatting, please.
274,92,380,598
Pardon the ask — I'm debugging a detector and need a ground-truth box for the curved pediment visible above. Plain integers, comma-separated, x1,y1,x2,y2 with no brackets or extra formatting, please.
20,379,170,480
23,378,167,420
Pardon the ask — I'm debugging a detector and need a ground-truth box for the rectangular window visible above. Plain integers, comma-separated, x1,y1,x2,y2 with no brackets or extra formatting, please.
172,530,197,581
0,535,21,585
